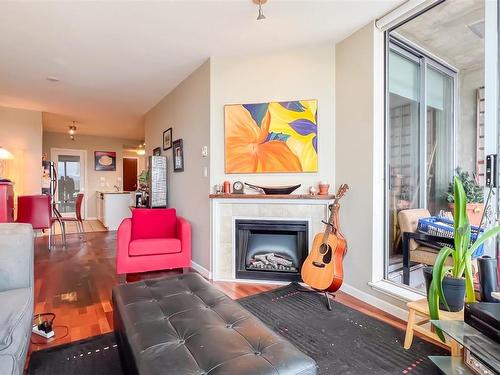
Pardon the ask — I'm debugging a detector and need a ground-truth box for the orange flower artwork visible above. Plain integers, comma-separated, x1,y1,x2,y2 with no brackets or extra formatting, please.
224,100,318,173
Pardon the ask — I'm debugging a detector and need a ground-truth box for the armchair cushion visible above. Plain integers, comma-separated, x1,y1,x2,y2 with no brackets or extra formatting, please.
398,208,431,251
131,208,177,240
129,238,181,257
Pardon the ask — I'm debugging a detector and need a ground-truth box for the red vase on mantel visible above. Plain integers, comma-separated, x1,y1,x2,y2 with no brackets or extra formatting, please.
448,202,485,227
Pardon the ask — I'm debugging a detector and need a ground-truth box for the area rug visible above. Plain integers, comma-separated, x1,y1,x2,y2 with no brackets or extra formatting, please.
28,283,446,375
238,283,446,374
27,333,122,375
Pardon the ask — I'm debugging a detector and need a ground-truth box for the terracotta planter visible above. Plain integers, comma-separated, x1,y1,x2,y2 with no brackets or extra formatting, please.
448,203,484,226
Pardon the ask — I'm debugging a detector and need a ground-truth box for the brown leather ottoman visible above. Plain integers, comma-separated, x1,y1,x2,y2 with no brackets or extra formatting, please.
112,272,317,375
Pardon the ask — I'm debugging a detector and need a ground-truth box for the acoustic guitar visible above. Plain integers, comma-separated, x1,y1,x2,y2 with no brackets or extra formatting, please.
301,184,349,292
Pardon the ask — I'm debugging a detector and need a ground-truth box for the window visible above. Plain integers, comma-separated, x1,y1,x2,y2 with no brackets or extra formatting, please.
385,37,456,291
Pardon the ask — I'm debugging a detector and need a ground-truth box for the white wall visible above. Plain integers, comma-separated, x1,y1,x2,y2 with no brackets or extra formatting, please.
42,132,144,218
336,22,407,311
0,105,42,196
210,43,335,192
144,60,211,270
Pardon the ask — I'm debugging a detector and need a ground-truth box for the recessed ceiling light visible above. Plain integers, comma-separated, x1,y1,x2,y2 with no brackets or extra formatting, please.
46,76,60,82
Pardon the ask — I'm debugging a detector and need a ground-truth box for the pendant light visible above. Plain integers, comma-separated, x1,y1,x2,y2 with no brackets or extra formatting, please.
253,0,267,20
69,121,77,141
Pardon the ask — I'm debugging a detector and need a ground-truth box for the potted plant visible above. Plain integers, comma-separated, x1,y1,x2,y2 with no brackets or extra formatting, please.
138,170,148,190
446,168,484,226
428,176,500,341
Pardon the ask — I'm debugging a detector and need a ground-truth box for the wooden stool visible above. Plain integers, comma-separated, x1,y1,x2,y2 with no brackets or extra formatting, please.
404,298,463,357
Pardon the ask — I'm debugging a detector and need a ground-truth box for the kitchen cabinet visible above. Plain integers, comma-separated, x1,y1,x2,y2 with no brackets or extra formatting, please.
97,191,133,231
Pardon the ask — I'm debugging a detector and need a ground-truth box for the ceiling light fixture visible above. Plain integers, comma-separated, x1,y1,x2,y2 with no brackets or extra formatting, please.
136,142,146,156
69,121,77,141
253,0,267,20
46,76,60,82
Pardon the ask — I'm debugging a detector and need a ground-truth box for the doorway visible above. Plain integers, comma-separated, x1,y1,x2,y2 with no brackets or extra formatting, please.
51,148,87,218
123,157,138,191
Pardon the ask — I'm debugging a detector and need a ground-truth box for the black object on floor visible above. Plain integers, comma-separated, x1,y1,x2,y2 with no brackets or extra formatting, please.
28,283,446,375
27,333,123,375
238,283,447,374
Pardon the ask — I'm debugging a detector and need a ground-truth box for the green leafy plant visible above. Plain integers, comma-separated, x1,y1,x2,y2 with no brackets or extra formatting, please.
137,170,148,190
429,176,500,341
138,170,148,184
446,167,483,203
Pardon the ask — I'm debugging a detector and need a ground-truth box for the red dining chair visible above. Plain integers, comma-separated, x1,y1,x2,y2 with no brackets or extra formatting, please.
59,193,85,235
16,194,65,249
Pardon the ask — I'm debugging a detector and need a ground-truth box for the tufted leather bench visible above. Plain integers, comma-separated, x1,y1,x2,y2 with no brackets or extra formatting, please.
112,272,317,375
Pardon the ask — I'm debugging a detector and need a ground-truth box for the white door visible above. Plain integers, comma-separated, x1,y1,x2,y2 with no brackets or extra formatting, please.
51,148,87,218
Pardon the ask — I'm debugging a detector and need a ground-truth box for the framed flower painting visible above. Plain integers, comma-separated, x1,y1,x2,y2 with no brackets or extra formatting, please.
224,100,318,173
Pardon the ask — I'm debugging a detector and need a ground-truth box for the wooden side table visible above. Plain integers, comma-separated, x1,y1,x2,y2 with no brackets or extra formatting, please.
404,298,463,356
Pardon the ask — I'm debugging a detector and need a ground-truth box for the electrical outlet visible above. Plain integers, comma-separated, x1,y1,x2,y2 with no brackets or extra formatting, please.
201,146,208,157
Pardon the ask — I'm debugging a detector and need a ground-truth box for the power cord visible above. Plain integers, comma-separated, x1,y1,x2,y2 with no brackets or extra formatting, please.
30,313,70,345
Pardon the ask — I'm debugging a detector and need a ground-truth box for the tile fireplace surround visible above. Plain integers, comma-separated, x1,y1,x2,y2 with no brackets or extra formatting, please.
210,194,335,283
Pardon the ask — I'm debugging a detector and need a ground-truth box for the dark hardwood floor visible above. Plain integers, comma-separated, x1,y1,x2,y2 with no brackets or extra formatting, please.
29,230,442,355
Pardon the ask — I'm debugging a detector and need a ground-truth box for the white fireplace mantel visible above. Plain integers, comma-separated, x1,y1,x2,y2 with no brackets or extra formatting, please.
210,195,334,283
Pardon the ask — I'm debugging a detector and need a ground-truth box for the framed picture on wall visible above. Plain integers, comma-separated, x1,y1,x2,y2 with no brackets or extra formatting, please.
224,99,318,173
95,151,116,171
163,128,172,150
173,139,184,172
153,147,161,156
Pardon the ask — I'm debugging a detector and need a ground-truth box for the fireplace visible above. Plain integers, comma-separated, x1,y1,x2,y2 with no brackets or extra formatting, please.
235,219,308,281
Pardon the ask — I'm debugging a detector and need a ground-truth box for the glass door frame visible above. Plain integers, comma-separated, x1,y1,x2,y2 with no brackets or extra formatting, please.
383,34,458,284
50,148,87,219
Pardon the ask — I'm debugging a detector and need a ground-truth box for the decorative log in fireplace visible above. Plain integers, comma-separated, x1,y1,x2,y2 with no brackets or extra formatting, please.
249,252,296,272
235,219,308,282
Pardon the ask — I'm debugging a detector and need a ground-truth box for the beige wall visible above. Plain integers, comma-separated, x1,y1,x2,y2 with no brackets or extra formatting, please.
0,105,42,196
336,22,406,311
144,60,211,270
210,43,335,192
458,67,484,173
42,132,144,218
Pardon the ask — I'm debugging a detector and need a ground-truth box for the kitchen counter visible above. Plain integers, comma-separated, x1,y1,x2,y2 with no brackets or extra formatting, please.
97,190,134,194
97,191,134,230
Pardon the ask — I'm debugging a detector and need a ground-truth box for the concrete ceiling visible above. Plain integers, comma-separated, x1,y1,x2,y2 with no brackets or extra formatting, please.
0,0,402,139
395,0,484,71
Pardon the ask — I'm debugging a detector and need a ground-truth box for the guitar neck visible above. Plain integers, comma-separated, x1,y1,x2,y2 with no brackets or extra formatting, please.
322,200,338,243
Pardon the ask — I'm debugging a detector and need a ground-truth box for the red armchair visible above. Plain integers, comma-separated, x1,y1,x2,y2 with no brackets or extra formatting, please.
116,208,191,274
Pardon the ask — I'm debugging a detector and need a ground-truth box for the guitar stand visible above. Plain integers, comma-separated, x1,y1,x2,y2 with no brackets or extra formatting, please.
299,288,335,311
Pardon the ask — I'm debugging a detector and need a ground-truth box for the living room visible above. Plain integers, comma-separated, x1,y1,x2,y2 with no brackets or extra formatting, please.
0,1,499,374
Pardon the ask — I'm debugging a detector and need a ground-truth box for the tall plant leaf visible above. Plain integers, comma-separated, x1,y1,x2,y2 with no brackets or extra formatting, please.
453,176,468,270
428,280,447,342
464,257,475,303
431,246,454,311
465,226,500,259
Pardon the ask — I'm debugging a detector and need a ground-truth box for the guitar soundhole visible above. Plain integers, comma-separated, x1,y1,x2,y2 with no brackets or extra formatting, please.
319,244,332,264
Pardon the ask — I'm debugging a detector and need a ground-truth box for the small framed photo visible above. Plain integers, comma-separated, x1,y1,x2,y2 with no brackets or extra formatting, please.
95,151,116,171
163,128,172,150
153,147,161,156
173,139,184,172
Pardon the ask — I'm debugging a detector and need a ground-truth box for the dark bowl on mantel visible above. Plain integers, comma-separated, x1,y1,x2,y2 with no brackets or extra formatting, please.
244,183,301,195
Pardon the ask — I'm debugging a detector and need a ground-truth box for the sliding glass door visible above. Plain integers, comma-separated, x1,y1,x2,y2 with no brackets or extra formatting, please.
386,38,456,289
387,46,421,273
426,65,454,214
